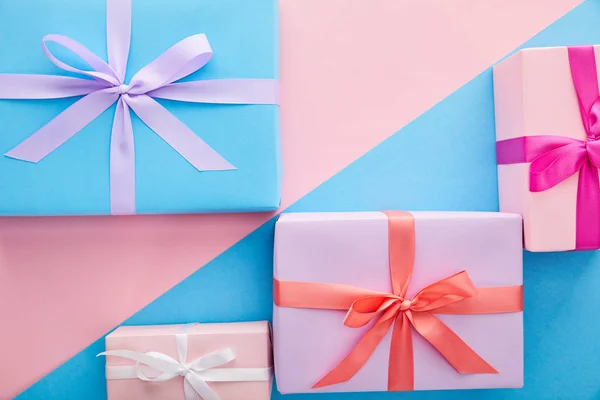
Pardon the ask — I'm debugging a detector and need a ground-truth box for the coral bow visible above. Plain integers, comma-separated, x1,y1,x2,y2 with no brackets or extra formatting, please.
274,211,523,391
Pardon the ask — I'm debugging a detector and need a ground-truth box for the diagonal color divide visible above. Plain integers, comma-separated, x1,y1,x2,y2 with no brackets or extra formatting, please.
16,1,600,398
0,0,583,398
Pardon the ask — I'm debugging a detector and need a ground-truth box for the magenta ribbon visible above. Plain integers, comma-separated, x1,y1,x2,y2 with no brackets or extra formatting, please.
0,0,279,215
496,46,600,250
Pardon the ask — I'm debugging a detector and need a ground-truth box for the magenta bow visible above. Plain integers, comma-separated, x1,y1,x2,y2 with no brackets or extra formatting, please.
0,0,279,215
497,46,600,249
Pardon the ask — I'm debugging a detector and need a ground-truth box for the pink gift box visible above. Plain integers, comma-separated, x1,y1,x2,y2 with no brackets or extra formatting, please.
272,211,523,394
102,321,273,400
494,45,600,251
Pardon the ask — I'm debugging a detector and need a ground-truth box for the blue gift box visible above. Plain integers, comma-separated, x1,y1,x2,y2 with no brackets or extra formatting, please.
0,0,280,216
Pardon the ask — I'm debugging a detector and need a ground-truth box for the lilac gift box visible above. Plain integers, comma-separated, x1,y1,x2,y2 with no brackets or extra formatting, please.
100,321,273,400
272,211,524,394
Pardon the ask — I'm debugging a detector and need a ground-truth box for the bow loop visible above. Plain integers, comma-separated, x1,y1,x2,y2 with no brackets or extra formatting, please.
529,141,588,192
344,295,400,328
41,34,120,86
187,348,236,372
409,270,477,312
128,34,213,95
136,351,183,382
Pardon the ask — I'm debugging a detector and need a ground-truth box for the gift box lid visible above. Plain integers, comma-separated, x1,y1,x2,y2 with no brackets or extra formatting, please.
0,0,280,216
273,211,523,394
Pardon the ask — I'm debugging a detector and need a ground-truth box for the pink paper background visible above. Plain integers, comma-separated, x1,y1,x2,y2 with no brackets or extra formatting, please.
0,1,581,397
494,46,600,251
273,211,523,394
104,321,272,400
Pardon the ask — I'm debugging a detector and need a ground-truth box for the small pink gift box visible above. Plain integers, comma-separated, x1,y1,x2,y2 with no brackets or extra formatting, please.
99,321,273,400
273,211,523,394
494,45,600,251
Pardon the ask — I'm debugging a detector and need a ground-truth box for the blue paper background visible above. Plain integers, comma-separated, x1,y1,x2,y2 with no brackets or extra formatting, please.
14,0,600,399
0,0,280,215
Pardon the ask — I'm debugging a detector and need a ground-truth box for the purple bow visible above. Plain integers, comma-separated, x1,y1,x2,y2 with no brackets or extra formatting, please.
497,46,600,249
0,0,279,215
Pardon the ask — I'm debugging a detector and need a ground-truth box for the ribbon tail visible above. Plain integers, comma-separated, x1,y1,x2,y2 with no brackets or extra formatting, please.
109,98,136,215
148,79,280,105
528,142,587,192
188,349,236,371
185,373,220,400
128,35,212,93
409,312,498,374
575,161,600,249
126,94,235,170
387,312,414,392
313,317,394,389
5,90,118,162
0,75,105,99
106,0,131,82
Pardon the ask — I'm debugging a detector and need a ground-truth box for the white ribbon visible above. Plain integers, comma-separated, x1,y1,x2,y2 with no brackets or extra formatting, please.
98,324,272,400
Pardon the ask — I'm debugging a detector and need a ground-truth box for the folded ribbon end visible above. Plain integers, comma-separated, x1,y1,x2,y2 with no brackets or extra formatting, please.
4,150,41,164
191,158,237,172
457,359,499,375
312,375,346,389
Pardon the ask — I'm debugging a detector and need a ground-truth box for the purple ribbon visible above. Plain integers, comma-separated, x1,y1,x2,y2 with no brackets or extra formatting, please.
0,0,279,215
496,46,600,250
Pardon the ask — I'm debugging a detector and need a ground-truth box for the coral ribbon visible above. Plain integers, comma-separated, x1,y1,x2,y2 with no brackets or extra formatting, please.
0,0,279,215
496,46,600,249
274,211,523,391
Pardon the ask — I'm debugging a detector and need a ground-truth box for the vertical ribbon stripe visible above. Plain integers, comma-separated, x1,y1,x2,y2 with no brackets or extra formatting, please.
496,45,600,249
274,211,523,391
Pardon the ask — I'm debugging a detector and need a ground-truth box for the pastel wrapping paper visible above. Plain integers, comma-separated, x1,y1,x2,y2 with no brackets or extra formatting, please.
273,212,523,394
494,45,600,251
0,0,280,216
102,321,273,400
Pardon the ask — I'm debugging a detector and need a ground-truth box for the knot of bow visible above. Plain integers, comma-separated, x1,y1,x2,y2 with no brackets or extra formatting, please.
311,270,500,391
99,348,236,400
343,270,477,329
527,105,600,192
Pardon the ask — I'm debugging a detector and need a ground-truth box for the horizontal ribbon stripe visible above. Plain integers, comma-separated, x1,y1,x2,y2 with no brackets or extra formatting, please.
496,45,600,249
274,210,523,391
0,0,278,215
434,285,524,314
149,79,280,105
106,365,273,382
274,279,387,310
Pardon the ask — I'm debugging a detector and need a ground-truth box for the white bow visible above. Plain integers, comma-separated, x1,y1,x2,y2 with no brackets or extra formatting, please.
98,324,271,400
